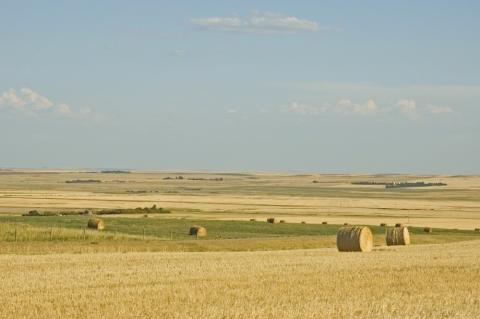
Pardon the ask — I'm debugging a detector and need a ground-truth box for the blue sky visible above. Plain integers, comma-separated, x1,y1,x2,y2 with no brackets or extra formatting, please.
1,1,479,173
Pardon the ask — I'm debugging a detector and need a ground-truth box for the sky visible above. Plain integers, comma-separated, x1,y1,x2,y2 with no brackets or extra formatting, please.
1,0,479,174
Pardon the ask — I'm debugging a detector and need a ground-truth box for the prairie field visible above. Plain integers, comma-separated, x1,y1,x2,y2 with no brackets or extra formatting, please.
1,170,480,318
1,240,479,318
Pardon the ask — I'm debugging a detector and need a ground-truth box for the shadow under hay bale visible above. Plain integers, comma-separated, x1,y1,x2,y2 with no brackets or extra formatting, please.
87,218,105,230
337,226,373,252
424,227,432,233
386,226,410,246
266,218,276,224
189,225,207,237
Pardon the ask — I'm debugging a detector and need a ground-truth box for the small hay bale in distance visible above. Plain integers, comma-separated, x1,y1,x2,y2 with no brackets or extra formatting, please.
343,222,349,226
266,218,276,224
395,223,403,227
189,225,207,237
322,221,328,225
250,218,256,222
380,223,387,227
87,218,105,230
424,227,432,233
279,220,286,223
336,226,373,252
301,221,306,224
474,228,479,232
386,226,410,246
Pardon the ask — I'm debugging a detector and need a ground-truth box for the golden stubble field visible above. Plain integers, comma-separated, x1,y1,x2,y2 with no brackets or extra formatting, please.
1,240,479,319
1,169,479,229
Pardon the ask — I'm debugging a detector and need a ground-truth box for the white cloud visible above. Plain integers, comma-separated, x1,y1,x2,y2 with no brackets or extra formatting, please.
335,99,379,115
276,98,455,121
0,88,76,117
427,104,453,115
395,99,418,120
284,102,326,115
191,11,323,34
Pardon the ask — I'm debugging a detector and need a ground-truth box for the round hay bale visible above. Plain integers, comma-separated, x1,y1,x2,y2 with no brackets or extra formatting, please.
279,220,286,223
380,223,387,227
424,227,432,233
267,218,276,224
189,225,207,237
87,218,105,230
395,223,403,227
322,221,328,225
386,226,410,246
474,228,479,232
301,221,306,224
250,218,256,222
343,223,349,226
336,226,373,252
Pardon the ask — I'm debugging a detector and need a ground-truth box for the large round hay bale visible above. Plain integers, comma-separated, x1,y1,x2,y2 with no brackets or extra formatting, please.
189,225,207,237
266,218,276,224
386,226,410,246
87,218,105,230
336,226,373,252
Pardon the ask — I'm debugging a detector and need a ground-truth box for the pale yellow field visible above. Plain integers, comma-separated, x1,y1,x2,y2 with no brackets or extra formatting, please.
0,240,479,318
1,170,479,229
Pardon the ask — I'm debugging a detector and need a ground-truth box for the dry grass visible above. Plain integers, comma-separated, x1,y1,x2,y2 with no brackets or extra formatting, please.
1,171,480,230
0,240,479,318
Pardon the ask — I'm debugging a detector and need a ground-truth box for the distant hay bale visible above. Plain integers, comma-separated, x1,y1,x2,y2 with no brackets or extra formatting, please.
301,221,306,224
386,226,410,246
343,223,349,226
336,226,373,252
380,223,387,227
322,222,328,225
424,227,432,233
143,214,148,218
189,225,207,237
279,220,286,223
474,228,479,232
267,218,276,224
395,223,403,227
87,218,105,230
250,218,256,222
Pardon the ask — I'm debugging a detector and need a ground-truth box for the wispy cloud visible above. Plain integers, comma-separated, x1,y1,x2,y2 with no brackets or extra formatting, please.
276,98,455,121
0,88,90,119
335,99,379,115
192,11,328,34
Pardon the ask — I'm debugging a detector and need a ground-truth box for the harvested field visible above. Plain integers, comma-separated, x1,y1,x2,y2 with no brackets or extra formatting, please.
0,240,479,318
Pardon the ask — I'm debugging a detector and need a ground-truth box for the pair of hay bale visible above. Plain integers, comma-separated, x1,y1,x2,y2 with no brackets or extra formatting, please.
336,226,373,252
87,218,105,230
386,226,410,246
189,225,207,237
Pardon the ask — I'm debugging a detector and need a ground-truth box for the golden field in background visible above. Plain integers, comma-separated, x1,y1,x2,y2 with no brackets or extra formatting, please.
1,169,479,229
